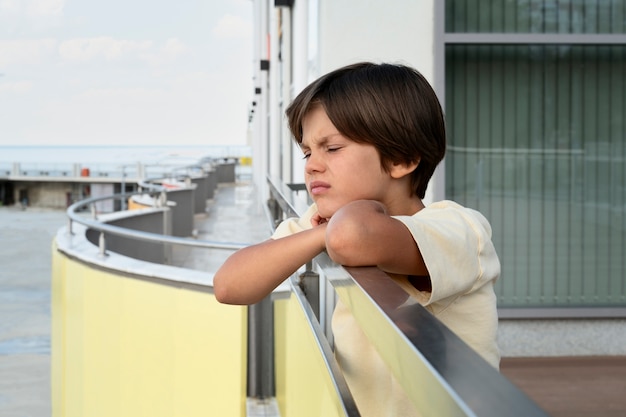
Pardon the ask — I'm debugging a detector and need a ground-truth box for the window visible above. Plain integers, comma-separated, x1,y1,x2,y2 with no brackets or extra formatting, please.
444,0,626,312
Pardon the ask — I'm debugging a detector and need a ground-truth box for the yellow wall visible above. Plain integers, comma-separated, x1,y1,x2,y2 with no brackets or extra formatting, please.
51,243,247,417
274,294,348,417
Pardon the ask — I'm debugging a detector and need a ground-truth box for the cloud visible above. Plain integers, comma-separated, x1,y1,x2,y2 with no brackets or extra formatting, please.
17,66,252,146
0,39,57,67
0,0,18,13
0,0,65,17
0,0,66,34
0,80,33,94
56,37,193,67
212,14,252,39
141,38,192,66
26,0,65,16
58,37,153,63
0,36,181,69
0,0,254,147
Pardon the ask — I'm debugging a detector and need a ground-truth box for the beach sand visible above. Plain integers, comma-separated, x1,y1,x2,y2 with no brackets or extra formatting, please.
0,206,67,417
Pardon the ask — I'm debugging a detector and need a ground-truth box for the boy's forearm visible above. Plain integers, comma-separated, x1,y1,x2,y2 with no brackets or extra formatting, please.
214,225,326,305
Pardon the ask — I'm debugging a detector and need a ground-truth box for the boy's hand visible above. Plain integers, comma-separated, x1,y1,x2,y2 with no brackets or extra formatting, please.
311,211,330,226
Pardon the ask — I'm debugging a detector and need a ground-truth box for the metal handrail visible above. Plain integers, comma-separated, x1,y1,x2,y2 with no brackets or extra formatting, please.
266,175,549,417
66,189,250,252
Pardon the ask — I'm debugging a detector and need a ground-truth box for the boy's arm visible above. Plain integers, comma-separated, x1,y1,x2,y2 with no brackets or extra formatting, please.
325,200,429,277
214,225,327,305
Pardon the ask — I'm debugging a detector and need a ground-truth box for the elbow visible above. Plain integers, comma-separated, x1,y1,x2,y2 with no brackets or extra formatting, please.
326,230,350,265
325,216,362,266
213,273,244,305
213,272,261,305
213,274,231,304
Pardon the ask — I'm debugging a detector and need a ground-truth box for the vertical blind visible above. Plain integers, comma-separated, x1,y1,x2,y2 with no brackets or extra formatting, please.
445,0,626,34
444,0,626,308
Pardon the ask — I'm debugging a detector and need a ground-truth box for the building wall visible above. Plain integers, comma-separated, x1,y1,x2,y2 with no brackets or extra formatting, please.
13,182,78,209
318,0,436,80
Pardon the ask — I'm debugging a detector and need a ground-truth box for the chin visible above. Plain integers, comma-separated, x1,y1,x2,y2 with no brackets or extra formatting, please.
314,204,335,220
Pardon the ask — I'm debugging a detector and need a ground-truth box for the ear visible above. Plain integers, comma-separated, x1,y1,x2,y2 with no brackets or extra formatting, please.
389,159,419,179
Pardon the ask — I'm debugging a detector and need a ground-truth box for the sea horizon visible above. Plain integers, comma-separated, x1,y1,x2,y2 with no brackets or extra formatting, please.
0,144,252,171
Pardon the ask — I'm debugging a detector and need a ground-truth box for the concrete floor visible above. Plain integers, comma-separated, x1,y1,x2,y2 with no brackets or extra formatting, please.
0,206,67,417
171,182,272,273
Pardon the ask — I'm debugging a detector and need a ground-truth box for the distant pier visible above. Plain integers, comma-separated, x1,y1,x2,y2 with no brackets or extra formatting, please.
0,157,246,209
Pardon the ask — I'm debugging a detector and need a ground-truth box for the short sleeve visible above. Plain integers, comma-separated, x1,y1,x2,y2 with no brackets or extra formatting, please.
392,201,500,307
271,203,317,239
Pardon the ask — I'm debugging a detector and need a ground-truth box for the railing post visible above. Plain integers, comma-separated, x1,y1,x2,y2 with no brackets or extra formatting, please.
247,296,274,398
98,232,107,257
158,190,167,207
266,196,282,229
121,166,127,211
299,261,320,320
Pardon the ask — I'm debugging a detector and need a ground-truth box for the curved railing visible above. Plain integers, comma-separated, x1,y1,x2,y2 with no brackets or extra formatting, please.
66,163,249,246
66,191,249,254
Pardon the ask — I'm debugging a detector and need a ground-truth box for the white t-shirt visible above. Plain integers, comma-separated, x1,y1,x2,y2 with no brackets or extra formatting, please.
272,200,500,416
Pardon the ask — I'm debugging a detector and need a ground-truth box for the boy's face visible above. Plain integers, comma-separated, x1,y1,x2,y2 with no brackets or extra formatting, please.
300,106,398,219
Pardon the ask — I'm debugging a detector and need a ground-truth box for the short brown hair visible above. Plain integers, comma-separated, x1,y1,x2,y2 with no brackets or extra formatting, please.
286,62,446,199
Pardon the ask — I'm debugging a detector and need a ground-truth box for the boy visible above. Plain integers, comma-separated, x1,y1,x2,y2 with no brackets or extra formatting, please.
214,62,500,416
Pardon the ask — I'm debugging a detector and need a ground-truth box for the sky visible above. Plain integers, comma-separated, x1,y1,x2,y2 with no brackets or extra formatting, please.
0,0,253,147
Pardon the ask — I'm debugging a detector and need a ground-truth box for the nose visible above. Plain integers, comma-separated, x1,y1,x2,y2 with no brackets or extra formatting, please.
305,151,323,174
304,152,325,174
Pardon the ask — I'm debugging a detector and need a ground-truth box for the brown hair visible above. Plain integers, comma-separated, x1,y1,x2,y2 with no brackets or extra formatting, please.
285,62,446,199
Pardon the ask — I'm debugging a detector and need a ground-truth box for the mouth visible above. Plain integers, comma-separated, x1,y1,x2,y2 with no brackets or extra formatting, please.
308,180,330,196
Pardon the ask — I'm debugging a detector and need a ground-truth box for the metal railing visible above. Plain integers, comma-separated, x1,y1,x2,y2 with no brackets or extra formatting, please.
266,176,549,417
66,184,250,258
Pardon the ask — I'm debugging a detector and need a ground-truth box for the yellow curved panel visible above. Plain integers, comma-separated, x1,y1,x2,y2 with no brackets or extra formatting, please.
51,244,247,417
